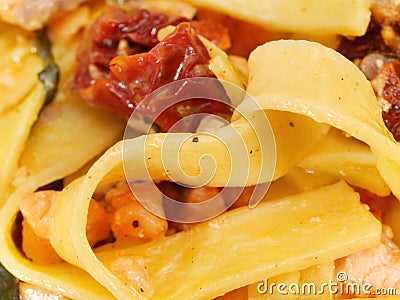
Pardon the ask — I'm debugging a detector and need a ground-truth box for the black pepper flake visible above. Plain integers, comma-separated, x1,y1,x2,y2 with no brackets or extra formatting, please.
192,137,199,143
250,150,253,154
140,287,144,293
132,220,139,228
289,122,295,127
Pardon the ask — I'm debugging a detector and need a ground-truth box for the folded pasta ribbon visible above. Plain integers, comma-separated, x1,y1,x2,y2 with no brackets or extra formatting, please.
245,39,400,201
1,39,391,299
178,0,371,36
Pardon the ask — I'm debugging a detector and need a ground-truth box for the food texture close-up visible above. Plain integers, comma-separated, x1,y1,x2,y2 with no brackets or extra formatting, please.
1,0,400,299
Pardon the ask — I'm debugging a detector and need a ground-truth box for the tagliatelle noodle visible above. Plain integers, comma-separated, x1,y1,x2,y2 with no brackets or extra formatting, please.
0,84,45,205
0,22,43,115
12,3,125,191
0,4,125,298
245,40,400,200
0,30,381,300
0,22,44,203
157,27,331,183
0,4,392,300
45,36,392,296
15,94,125,189
298,128,390,197
51,170,380,299
178,0,371,36
247,263,334,300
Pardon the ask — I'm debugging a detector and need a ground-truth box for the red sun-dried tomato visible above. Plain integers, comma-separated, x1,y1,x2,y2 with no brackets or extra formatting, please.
73,7,188,94
371,60,400,141
338,21,391,60
190,19,231,51
114,22,232,132
72,7,232,131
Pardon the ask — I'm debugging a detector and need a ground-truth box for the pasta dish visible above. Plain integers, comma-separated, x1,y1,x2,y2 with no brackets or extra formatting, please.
1,0,400,299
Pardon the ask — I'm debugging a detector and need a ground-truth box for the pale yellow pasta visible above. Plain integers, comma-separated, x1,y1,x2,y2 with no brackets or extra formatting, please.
245,40,400,200
0,5,126,298
264,167,338,201
0,84,45,205
142,0,197,19
50,176,379,299
298,263,334,300
0,2,397,299
11,1,125,190
0,22,45,203
248,263,334,299
122,110,328,187
15,94,125,189
298,128,390,196
248,269,301,300
179,0,371,36
0,21,43,115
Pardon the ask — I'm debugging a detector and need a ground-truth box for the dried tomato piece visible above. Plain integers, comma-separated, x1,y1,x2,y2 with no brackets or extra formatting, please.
72,7,232,131
109,22,232,131
338,21,391,60
371,60,400,141
73,7,187,93
190,19,231,51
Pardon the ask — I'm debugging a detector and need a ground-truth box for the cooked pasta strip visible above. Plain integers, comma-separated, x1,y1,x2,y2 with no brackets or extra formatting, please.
0,186,115,299
14,94,125,188
19,282,71,299
13,3,125,189
0,21,43,114
48,149,380,299
122,110,328,187
299,128,390,197
0,21,44,203
245,40,400,200
0,84,45,205
248,270,300,299
263,111,330,180
298,263,334,300
142,0,197,19
91,182,379,299
247,263,334,299
178,0,371,36
264,167,338,201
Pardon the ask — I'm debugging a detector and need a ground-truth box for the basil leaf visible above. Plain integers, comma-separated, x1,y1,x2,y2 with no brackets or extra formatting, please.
35,28,60,106
38,61,60,105
0,263,19,300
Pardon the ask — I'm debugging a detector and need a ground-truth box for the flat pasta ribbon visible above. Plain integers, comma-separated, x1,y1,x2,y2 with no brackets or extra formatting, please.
298,128,390,197
245,39,400,200
178,0,371,36
0,39,391,299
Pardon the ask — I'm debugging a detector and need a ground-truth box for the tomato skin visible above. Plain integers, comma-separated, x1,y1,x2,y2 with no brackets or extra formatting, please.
74,7,187,89
110,22,232,131
73,7,232,132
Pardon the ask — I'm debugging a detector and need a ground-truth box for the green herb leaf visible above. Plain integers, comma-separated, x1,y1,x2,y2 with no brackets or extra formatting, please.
38,61,60,105
35,28,60,106
0,263,19,300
